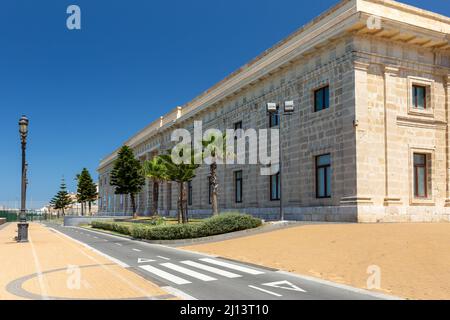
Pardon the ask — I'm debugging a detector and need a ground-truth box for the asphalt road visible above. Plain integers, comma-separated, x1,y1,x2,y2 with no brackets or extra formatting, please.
46,223,390,300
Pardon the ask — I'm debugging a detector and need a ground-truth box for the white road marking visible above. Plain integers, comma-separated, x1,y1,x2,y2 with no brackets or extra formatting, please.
162,286,197,300
29,234,49,300
115,243,122,246
181,260,241,278
50,228,129,268
248,285,282,297
161,263,217,282
262,280,306,292
93,236,98,239
157,256,170,260
132,248,142,252
139,265,191,285
199,258,264,275
138,258,155,264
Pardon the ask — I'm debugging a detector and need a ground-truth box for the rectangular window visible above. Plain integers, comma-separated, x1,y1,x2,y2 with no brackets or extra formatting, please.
314,85,330,112
413,85,426,110
270,173,280,201
234,171,243,203
269,112,279,128
414,153,427,198
316,154,331,198
188,181,193,206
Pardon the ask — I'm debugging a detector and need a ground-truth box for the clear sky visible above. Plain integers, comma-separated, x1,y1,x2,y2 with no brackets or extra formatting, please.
0,0,448,209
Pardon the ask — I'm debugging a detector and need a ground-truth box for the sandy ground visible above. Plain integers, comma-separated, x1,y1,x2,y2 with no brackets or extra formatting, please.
183,223,450,300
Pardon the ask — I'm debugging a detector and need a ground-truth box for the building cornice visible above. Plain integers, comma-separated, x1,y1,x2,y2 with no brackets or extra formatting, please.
98,0,450,171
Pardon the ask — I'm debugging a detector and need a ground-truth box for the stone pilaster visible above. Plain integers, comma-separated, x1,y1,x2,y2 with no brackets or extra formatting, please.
445,75,450,207
383,65,402,206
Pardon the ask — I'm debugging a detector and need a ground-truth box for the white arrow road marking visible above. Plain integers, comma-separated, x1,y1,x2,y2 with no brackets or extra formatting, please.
161,263,217,282
138,258,156,264
132,248,142,252
181,260,242,278
115,243,122,246
199,258,264,275
139,265,191,285
248,285,282,297
262,280,306,292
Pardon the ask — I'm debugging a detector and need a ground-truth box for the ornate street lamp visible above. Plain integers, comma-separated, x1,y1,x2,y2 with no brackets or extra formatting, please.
17,115,29,242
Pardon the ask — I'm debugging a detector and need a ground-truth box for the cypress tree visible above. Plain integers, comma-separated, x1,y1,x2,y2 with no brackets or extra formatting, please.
110,146,145,219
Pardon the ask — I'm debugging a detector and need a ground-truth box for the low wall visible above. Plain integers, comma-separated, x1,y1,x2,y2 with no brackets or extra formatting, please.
0,218,6,225
64,215,132,227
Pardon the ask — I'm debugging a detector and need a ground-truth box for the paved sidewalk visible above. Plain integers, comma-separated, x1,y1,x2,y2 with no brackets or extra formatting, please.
0,223,175,300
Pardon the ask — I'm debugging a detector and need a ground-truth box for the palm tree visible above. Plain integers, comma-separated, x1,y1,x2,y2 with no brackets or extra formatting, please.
202,133,232,216
158,153,199,224
142,157,168,216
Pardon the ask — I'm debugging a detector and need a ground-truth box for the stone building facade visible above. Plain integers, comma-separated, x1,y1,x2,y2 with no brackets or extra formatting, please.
98,0,450,222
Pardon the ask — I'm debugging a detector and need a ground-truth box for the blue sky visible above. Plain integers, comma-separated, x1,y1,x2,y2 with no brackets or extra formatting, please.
0,0,448,209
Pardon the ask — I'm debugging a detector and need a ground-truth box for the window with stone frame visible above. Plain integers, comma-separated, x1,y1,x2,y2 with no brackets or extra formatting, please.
412,85,427,110
413,153,429,198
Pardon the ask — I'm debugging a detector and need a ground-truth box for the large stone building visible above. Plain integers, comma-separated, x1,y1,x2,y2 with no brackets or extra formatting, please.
98,0,450,222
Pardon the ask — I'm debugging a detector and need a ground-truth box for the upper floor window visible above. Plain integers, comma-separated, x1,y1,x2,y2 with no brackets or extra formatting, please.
234,121,242,140
413,153,428,198
314,85,330,112
413,85,426,110
316,154,331,198
269,111,279,128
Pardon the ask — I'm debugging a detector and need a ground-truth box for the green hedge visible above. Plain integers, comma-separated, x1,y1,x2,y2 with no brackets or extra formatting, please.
91,213,262,240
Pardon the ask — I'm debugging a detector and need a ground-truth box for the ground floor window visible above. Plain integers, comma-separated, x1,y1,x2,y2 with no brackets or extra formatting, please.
188,181,193,206
208,176,212,204
316,154,331,198
270,173,280,200
235,171,243,203
414,153,428,198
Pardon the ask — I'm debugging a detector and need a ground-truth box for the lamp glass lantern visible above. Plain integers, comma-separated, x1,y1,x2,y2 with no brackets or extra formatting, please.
19,116,29,140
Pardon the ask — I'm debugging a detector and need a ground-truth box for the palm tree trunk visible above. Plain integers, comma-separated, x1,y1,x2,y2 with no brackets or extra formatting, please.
182,182,188,223
177,182,182,224
210,162,219,216
178,181,188,224
152,180,159,216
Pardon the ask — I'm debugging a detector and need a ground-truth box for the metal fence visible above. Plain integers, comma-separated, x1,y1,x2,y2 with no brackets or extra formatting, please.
0,211,52,222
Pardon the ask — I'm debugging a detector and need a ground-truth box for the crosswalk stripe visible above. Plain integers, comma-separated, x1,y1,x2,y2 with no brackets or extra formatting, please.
139,265,191,285
199,258,265,275
161,263,217,282
181,260,242,278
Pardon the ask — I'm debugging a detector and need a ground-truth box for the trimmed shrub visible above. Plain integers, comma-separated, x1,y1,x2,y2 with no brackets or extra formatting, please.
91,213,262,240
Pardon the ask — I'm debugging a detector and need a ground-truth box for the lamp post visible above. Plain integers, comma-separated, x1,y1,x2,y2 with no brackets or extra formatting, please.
17,115,29,242
266,101,294,221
